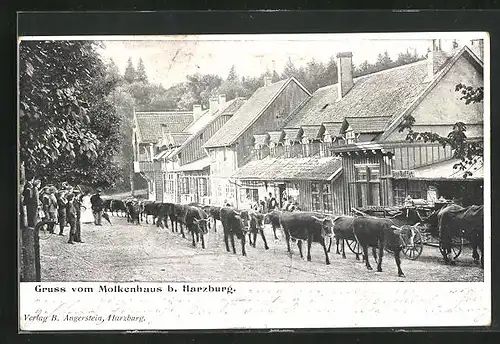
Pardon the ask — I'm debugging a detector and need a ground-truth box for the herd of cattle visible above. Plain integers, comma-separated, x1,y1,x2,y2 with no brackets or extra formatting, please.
102,198,484,278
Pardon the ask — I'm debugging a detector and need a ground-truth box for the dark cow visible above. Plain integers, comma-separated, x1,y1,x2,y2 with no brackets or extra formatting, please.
263,210,282,240
438,204,484,267
328,215,362,260
172,204,188,237
352,216,416,277
103,199,112,213
204,205,222,232
126,200,141,225
220,207,250,256
183,205,209,248
141,201,160,224
279,211,334,265
247,211,269,250
110,199,127,217
156,202,174,229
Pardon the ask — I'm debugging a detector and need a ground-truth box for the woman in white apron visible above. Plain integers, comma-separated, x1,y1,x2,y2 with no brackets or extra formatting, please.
80,193,94,224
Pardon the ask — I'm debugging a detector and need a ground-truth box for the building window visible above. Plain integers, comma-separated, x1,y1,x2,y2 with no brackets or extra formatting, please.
199,178,208,197
394,181,407,206
345,128,356,145
243,188,259,203
355,165,380,207
223,147,227,161
311,182,321,211
322,183,332,212
180,177,189,194
408,181,426,200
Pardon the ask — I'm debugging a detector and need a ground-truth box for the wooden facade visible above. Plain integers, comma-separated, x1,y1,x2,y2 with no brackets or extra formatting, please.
179,115,232,166
235,82,310,167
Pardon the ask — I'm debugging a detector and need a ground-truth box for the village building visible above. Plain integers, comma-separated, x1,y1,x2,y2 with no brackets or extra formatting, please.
132,108,200,200
234,39,484,214
202,76,312,207
159,95,247,204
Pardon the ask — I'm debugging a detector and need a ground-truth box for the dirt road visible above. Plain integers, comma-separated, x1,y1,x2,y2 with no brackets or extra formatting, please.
40,215,484,282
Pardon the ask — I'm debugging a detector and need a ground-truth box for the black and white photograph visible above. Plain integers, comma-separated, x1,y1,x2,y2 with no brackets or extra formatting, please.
18,31,490,330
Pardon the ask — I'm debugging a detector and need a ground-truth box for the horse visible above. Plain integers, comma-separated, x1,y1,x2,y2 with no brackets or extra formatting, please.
437,204,484,267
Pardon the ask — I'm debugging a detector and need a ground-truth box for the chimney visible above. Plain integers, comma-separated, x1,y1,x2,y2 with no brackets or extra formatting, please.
470,39,484,61
218,94,227,106
336,52,354,99
264,76,272,87
209,97,220,115
427,39,449,80
193,104,202,121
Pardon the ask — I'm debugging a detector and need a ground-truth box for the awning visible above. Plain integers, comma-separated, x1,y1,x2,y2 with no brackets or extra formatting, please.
172,157,211,172
409,159,483,181
232,156,342,181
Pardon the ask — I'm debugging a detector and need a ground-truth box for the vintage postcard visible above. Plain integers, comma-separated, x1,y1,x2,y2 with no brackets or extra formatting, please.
18,31,490,331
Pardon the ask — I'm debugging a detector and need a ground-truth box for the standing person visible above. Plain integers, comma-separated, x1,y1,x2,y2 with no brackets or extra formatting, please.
268,192,278,211
90,188,104,226
73,189,84,243
66,192,77,244
45,186,58,233
56,190,68,236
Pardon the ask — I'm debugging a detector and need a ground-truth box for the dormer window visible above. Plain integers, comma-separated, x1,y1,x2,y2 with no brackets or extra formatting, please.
345,128,356,144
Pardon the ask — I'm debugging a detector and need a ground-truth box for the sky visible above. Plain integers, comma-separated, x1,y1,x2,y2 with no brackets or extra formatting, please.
96,33,486,88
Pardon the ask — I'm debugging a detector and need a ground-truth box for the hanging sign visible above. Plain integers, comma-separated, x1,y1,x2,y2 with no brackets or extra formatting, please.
392,170,415,179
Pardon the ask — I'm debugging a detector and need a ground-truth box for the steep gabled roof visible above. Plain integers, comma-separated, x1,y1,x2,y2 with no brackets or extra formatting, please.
135,111,193,143
381,45,484,140
166,97,247,160
284,60,430,128
203,78,310,148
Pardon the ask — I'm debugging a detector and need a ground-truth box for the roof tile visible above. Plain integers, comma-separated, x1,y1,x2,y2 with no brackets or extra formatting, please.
203,79,290,148
136,111,193,143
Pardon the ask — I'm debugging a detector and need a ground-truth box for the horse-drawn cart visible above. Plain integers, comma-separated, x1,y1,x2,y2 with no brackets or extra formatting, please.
349,203,463,261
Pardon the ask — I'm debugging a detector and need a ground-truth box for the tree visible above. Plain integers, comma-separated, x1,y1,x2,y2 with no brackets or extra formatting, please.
136,58,148,83
398,83,484,178
281,57,299,78
124,57,137,83
375,50,394,70
19,41,122,188
227,65,238,82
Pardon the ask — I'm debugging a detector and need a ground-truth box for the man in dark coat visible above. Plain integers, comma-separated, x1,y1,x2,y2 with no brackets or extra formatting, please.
267,192,278,211
56,190,68,235
73,189,84,243
66,192,77,244
90,188,104,226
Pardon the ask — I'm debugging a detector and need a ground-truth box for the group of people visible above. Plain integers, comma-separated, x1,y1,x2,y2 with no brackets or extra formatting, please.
21,179,107,244
250,192,300,213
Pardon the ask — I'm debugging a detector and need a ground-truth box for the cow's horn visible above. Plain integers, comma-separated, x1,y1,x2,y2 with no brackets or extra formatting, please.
311,216,323,221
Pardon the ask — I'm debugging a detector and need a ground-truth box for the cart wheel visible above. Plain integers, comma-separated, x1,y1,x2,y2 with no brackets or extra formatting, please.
439,237,463,260
346,238,362,255
36,221,54,240
402,226,424,260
